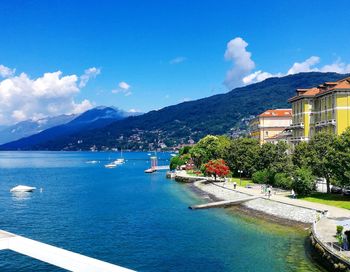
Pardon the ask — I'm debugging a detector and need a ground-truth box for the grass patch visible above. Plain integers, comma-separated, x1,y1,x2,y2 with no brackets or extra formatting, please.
300,192,350,210
229,177,254,187
185,170,204,177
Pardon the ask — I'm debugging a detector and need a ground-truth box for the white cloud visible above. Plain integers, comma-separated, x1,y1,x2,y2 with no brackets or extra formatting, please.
128,108,140,113
243,71,281,85
224,37,350,88
72,99,93,114
119,81,130,90
79,67,101,88
224,37,255,89
169,57,187,64
0,66,94,125
112,81,132,96
11,110,26,122
287,56,320,75
319,59,350,74
0,65,15,78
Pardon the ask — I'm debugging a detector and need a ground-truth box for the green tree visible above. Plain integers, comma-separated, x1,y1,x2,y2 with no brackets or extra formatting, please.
292,141,310,169
274,173,293,189
257,141,292,174
224,137,260,177
292,167,315,196
169,155,185,170
333,128,350,187
308,132,337,193
190,135,231,168
252,169,274,184
179,146,192,156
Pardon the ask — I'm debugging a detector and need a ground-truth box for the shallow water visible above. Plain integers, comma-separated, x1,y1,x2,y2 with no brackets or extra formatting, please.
0,151,323,271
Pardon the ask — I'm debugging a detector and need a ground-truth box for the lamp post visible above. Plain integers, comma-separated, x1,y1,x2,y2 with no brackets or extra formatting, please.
238,170,243,186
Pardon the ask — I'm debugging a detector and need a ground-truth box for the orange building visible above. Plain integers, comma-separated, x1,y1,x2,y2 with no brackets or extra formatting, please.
249,109,292,144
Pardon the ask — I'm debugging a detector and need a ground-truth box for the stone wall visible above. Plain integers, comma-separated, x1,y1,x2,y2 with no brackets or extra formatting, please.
310,231,350,271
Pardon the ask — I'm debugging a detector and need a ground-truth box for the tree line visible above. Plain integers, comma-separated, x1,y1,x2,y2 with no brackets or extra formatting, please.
170,128,350,196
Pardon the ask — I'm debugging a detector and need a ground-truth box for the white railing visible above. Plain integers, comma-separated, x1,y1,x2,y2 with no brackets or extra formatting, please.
290,136,308,142
290,122,304,128
315,119,336,127
0,230,133,272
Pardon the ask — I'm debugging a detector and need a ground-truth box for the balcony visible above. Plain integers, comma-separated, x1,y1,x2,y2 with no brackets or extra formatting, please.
290,136,309,142
315,119,336,127
289,122,304,129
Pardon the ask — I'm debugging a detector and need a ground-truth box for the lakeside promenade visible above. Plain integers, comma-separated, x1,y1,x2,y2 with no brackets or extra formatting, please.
174,171,350,263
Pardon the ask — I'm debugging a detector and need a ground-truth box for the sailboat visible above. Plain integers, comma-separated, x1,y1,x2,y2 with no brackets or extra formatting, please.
113,149,125,164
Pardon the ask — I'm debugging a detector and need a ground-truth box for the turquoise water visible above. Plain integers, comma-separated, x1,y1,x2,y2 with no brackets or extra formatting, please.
0,152,322,271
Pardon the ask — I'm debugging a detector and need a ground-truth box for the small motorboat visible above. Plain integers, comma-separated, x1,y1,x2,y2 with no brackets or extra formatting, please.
113,158,125,165
10,185,36,193
105,162,117,168
145,168,156,173
86,160,98,164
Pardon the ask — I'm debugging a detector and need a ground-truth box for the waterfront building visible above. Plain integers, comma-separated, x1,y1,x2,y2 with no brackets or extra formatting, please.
249,109,292,144
288,77,350,144
265,128,292,145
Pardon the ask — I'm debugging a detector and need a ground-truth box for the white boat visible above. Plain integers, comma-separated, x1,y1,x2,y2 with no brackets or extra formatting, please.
104,162,117,168
145,168,156,173
113,158,125,165
86,160,98,164
117,149,125,164
10,185,36,193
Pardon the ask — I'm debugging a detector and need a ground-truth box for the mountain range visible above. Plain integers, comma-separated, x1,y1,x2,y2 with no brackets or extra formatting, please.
0,106,137,150
0,72,348,151
0,114,77,144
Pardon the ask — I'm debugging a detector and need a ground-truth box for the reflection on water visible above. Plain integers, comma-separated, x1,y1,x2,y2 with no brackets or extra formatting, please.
11,191,34,201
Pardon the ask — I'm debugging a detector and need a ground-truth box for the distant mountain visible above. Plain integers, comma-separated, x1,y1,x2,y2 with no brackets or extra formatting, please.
1,72,348,151
0,106,134,149
0,114,76,144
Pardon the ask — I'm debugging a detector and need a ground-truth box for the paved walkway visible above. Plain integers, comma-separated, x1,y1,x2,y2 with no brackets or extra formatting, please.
230,183,350,218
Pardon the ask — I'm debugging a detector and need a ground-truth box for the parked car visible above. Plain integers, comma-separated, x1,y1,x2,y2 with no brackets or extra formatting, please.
342,187,350,196
331,185,343,194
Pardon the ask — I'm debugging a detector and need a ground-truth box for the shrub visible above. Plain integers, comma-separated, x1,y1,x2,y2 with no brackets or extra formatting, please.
170,156,185,170
274,173,293,189
252,169,274,184
337,225,344,235
292,167,315,196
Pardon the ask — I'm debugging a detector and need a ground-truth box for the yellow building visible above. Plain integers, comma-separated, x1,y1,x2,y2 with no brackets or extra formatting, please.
288,77,350,143
249,109,292,144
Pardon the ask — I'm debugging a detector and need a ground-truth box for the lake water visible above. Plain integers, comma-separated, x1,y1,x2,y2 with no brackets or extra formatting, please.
0,151,323,271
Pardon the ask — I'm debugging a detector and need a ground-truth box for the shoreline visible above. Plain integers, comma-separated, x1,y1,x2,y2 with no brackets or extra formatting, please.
188,181,311,229
189,179,318,224
177,173,350,271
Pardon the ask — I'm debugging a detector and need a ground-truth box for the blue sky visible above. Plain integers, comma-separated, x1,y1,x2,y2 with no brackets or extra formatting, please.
0,0,350,124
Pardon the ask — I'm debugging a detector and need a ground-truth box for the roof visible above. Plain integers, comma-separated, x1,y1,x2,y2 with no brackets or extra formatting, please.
289,76,350,102
303,87,321,96
332,80,350,90
259,109,292,117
